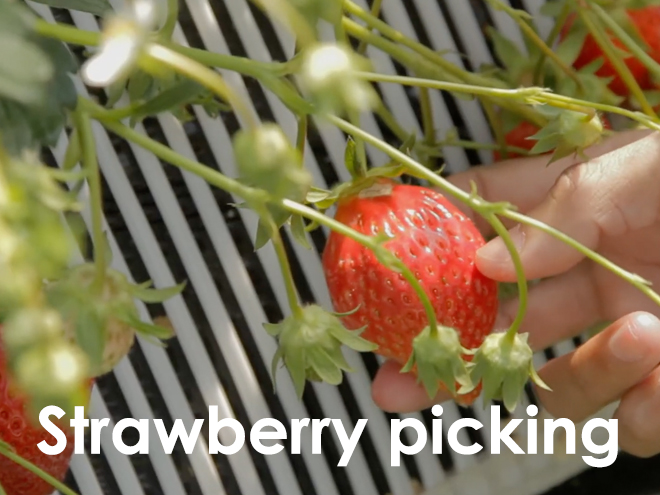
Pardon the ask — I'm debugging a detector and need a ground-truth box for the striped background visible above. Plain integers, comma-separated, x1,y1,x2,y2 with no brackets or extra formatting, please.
18,0,656,494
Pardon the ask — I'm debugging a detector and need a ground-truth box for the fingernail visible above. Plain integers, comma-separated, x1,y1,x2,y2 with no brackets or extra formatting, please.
478,225,526,264
610,313,660,362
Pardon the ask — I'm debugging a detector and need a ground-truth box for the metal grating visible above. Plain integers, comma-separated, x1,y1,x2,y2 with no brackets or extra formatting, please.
18,0,651,494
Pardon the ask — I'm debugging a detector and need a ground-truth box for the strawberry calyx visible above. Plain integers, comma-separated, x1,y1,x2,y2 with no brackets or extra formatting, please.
400,325,473,399
525,107,606,163
266,304,377,398
466,332,550,412
46,263,183,377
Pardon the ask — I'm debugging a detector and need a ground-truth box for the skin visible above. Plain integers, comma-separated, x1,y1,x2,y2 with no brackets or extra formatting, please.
371,128,660,458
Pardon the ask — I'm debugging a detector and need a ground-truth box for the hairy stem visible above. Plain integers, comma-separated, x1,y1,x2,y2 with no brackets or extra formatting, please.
533,1,572,85
269,218,304,318
419,86,436,168
356,0,384,54
72,105,106,292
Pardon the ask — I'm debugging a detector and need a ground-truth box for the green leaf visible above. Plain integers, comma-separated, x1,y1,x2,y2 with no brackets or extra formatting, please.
328,326,377,353
0,33,53,106
555,28,589,67
344,136,358,178
286,344,307,398
128,70,156,103
131,79,206,123
119,313,175,340
290,214,311,249
29,0,112,15
130,281,187,303
307,347,343,385
486,26,523,72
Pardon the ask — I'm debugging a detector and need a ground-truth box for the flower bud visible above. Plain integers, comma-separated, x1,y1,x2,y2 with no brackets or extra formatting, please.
299,43,378,115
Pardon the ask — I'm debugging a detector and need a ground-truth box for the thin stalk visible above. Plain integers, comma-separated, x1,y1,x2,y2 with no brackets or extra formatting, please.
0,445,79,495
419,86,436,168
143,44,259,129
159,0,179,39
354,71,547,104
533,1,572,85
348,111,368,177
356,0,384,55
343,0,504,88
486,0,582,89
342,18,548,126
296,114,307,161
72,105,106,292
326,115,660,313
269,219,304,318
482,100,508,160
374,101,409,143
589,2,660,83
486,213,527,341
576,6,656,119
34,19,98,46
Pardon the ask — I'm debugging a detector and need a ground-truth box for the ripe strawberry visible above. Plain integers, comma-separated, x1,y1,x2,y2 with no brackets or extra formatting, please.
321,178,499,404
560,7,660,97
0,342,78,495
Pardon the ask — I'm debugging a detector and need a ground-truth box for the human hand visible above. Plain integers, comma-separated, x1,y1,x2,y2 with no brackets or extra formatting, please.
371,128,660,457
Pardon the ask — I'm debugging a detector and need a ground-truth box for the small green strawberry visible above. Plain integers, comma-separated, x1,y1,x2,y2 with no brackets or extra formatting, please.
46,263,185,377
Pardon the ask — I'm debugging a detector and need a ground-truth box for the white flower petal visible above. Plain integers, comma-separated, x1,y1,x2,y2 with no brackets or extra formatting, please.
81,32,141,87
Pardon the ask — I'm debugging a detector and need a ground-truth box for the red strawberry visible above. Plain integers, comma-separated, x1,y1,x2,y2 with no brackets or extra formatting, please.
560,7,660,97
493,114,611,162
321,178,499,404
0,342,79,495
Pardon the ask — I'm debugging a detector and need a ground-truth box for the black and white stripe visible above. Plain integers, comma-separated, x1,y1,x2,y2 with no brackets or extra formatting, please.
21,1,621,494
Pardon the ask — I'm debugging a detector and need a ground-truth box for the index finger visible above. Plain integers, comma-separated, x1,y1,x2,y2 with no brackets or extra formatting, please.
443,128,652,235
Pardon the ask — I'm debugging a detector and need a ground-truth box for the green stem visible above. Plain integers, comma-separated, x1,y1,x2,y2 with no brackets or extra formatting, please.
348,111,368,177
143,44,258,128
296,114,307,161
72,104,106,292
589,2,660,85
325,114,660,312
419,86,436,168
356,0,384,55
486,0,582,90
576,5,656,119
34,19,98,46
430,139,532,157
342,17,548,126
486,213,527,340
269,217,304,318
374,101,409,144
533,2,572,85
355,71,546,103
503,210,660,308
0,445,79,495
159,0,179,39
281,199,440,334
482,100,508,160
85,100,266,202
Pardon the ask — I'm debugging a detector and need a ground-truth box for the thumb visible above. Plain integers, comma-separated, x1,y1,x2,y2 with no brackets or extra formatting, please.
475,131,660,281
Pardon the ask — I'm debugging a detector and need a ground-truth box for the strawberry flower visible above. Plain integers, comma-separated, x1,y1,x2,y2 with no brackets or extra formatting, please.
81,0,160,87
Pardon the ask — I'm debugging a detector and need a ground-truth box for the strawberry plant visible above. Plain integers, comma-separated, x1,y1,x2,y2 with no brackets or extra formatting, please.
1,0,660,492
